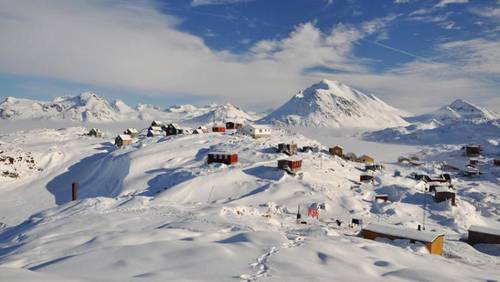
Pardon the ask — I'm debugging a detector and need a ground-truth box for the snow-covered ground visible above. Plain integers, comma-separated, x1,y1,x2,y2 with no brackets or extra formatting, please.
0,119,499,281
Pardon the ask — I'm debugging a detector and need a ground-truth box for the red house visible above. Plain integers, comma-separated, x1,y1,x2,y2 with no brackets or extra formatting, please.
212,126,226,133
277,159,302,172
207,152,238,165
226,122,243,130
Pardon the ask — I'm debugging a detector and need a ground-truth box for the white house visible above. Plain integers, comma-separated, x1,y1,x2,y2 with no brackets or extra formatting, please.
243,124,272,138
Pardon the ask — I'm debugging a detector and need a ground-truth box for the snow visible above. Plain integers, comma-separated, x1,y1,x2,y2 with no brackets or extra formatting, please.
260,79,408,129
362,222,443,243
0,92,500,281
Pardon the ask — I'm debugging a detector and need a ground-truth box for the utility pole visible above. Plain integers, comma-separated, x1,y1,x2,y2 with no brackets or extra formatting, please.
422,183,427,230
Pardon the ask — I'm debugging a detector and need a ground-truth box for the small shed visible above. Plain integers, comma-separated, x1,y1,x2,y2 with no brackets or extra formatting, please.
226,122,243,130
88,128,103,137
360,175,374,182
243,124,272,138
197,126,208,133
375,194,389,202
465,145,481,157
493,159,500,166
277,159,302,173
207,152,238,165
464,166,480,177
329,145,343,157
278,143,298,156
124,128,139,138
212,126,226,133
366,163,384,171
115,134,132,147
151,120,163,127
359,222,445,255
434,186,456,205
357,155,375,164
468,225,500,245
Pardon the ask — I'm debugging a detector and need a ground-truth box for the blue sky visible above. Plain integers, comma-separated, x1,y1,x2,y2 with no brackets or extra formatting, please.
0,0,499,113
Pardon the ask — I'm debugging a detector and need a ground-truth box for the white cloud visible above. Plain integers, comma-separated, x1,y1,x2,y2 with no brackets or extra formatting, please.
394,0,410,4
435,0,468,8
191,0,253,7
0,1,394,108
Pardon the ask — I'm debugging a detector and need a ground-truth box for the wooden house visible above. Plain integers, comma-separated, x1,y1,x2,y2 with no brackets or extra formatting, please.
464,166,480,177
467,225,500,245
429,184,453,193
469,158,479,167
494,159,500,166
434,186,456,205
115,134,132,147
365,163,384,171
357,155,375,164
212,125,226,133
278,143,298,156
165,123,184,136
225,121,243,130
277,159,302,173
329,145,343,157
465,144,481,157
360,175,374,182
124,128,139,138
87,128,103,138
243,124,272,138
359,222,445,255
207,152,238,165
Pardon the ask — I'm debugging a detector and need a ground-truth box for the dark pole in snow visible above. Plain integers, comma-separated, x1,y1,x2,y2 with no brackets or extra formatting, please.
422,183,427,230
72,182,78,201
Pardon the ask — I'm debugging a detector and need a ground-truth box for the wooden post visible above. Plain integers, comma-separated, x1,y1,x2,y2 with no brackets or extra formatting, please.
72,182,78,201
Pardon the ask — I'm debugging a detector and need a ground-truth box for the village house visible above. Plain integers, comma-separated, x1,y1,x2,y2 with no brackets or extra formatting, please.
277,159,302,173
87,128,103,138
164,123,184,136
469,158,479,167
147,128,162,137
207,152,238,165
115,134,132,147
434,186,456,205
123,128,139,138
465,144,481,157
357,155,375,164
494,159,500,166
243,124,272,138
365,163,384,171
278,143,298,156
359,222,445,255
467,225,500,245
429,183,454,193
225,121,243,130
192,128,204,134
344,152,357,162
212,125,226,133
329,145,344,158
464,166,480,177
375,194,389,202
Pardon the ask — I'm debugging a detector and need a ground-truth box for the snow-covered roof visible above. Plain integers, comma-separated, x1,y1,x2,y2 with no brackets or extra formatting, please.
435,186,454,193
246,124,271,129
126,128,138,133
117,134,132,141
362,222,443,243
279,157,302,162
469,225,500,236
208,151,237,155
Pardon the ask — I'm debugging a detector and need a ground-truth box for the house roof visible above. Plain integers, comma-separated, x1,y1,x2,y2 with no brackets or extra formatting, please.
126,128,138,133
363,222,443,243
469,225,500,236
435,186,455,193
209,151,237,155
278,157,302,162
117,134,132,141
246,124,271,130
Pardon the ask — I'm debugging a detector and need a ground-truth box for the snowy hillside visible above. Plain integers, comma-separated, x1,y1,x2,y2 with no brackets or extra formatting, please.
183,103,260,124
0,124,499,280
365,99,500,146
409,99,499,125
0,93,136,122
260,79,408,129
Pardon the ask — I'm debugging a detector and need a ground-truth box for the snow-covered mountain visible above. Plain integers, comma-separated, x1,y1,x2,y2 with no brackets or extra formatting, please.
365,99,500,146
408,99,499,125
260,79,408,128
183,103,260,124
0,92,137,122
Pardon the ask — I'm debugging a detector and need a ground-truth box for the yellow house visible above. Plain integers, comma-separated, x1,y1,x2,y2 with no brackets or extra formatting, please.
359,222,444,255
357,155,375,164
